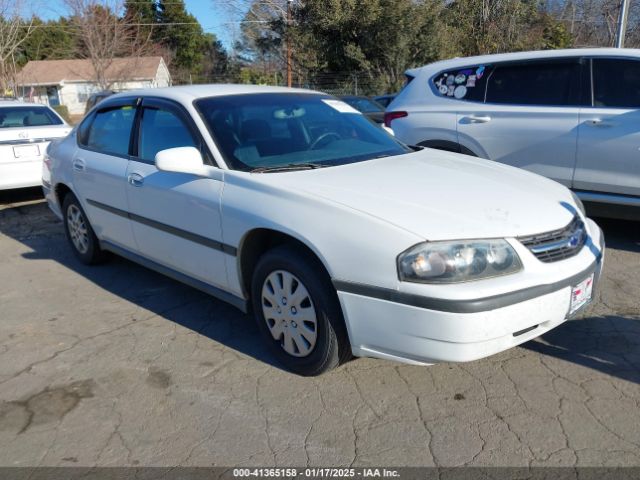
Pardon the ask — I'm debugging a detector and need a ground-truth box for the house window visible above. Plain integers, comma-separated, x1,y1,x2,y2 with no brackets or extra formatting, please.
77,84,98,103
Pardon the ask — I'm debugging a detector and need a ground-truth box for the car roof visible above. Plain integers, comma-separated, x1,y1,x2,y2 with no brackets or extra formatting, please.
106,84,325,104
0,100,53,108
406,47,640,76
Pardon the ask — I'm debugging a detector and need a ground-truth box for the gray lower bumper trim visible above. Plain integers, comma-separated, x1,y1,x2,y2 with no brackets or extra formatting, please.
334,255,602,314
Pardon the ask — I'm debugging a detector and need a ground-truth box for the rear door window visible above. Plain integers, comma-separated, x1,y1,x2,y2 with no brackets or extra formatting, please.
485,60,581,106
433,65,493,102
84,105,136,156
592,58,640,108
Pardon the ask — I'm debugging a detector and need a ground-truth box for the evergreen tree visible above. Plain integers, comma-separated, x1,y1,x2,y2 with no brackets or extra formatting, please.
17,17,76,65
156,0,207,73
123,0,157,40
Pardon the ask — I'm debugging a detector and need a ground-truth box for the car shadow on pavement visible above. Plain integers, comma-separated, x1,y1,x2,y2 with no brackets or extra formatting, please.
592,216,640,254
0,198,285,371
523,315,640,385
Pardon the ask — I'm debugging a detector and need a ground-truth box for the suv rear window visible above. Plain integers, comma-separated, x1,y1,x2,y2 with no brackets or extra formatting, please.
485,61,581,106
433,65,492,102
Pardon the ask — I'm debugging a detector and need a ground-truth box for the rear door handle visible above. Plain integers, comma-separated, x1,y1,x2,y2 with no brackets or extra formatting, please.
586,118,612,127
128,173,144,187
461,115,491,124
72,158,85,172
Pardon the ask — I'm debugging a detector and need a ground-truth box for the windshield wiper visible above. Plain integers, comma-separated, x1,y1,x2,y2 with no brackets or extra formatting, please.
250,163,328,173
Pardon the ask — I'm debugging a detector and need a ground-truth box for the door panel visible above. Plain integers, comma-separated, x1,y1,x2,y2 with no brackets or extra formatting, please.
126,162,227,288
575,108,640,196
72,103,137,249
574,58,640,197
126,99,228,288
457,59,584,187
457,107,580,186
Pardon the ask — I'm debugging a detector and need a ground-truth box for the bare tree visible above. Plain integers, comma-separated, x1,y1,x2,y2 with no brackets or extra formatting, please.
0,0,34,94
218,0,287,59
64,0,152,89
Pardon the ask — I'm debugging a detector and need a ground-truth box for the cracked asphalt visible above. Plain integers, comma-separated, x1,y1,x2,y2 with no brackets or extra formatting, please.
0,188,639,467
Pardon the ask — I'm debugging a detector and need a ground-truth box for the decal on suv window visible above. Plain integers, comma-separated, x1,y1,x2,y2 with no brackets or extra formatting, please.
433,65,491,102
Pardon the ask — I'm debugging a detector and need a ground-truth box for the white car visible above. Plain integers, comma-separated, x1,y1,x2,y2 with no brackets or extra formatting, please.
0,101,71,190
385,48,640,220
45,85,604,376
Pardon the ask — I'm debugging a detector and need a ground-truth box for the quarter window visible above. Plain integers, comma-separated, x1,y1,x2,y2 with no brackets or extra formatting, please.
433,65,492,102
485,61,580,106
85,105,136,156
138,107,197,162
592,58,640,108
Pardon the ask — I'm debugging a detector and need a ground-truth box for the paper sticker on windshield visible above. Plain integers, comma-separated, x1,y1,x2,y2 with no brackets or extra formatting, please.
322,99,361,114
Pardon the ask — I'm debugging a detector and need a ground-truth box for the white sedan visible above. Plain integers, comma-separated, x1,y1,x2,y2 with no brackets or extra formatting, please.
44,85,605,376
0,101,71,190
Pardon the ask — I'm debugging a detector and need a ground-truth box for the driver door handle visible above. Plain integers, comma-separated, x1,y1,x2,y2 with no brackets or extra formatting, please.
461,115,492,124
128,173,144,187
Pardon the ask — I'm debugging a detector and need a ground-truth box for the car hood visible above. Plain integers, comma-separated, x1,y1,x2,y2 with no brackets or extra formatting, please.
268,149,577,241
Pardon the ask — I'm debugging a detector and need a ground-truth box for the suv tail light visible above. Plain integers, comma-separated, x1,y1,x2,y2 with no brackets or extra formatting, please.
384,111,408,128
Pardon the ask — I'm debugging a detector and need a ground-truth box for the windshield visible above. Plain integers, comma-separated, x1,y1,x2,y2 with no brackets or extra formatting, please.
195,93,410,171
341,97,384,113
0,106,63,128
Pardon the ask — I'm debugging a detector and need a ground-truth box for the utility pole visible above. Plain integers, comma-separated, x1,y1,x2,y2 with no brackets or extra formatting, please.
615,0,630,48
286,0,293,87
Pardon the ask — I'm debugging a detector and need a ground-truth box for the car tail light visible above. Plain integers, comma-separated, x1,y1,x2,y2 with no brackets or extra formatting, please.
384,111,408,128
43,153,52,171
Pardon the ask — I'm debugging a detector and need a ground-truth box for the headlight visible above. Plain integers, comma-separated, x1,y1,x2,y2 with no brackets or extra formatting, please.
398,239,523,284
571,191,586,216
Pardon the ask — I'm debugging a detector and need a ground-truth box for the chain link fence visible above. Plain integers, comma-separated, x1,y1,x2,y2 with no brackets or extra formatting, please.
170,71,393,97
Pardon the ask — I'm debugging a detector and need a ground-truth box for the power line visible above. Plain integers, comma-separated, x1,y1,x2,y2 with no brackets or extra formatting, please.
18,20,270,28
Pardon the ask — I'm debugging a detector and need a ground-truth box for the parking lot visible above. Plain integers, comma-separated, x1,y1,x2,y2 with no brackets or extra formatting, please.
0,187,638,467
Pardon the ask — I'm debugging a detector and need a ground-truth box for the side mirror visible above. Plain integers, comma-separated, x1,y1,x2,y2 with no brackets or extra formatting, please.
155,147,206,176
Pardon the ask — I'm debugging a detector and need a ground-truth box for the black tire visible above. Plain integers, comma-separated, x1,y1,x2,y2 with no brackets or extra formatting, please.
62,193,107,265
251,245,351,376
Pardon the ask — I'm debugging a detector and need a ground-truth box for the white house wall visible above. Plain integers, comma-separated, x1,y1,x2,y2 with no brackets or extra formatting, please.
17,63,172,115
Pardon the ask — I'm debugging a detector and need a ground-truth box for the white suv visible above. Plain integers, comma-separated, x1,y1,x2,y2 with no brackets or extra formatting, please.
386,48,640,220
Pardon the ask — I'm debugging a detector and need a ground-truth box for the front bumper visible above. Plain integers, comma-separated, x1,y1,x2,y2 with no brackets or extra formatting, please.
336,219,605,365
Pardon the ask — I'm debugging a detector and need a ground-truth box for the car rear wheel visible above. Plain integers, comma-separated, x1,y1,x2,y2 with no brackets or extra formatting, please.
251,246,350,376
62,193,107,265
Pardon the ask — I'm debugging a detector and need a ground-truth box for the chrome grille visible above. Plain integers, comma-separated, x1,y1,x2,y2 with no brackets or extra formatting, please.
519,216,586,263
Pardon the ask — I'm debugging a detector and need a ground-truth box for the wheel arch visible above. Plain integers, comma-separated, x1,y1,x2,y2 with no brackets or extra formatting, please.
54,182,73,207
236,227,335,301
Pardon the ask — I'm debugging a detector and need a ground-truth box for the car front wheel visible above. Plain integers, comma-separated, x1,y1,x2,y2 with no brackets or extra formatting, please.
251,246,350,376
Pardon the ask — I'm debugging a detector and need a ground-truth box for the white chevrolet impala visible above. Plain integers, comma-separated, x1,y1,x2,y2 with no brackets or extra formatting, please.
44,85,605,375
0,101,71,190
